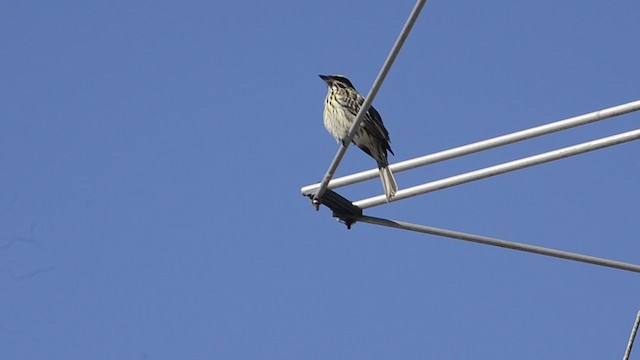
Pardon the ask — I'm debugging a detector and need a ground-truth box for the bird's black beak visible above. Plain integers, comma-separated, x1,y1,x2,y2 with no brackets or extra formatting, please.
319,74,331,82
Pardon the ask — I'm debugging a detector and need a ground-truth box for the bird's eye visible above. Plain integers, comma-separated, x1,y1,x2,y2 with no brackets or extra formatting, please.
336,83,345,88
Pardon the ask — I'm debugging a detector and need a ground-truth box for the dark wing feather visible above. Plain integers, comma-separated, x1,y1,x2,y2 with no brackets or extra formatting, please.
355,95,394,156
335,88,395,158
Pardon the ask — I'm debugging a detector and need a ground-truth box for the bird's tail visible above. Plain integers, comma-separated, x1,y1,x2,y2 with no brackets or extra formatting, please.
378,166,398,202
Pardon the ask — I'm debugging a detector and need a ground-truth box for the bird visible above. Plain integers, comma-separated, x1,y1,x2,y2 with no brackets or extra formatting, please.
319,74,398,201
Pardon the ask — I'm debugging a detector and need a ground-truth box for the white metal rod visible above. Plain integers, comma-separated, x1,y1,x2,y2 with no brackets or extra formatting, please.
354,129,640,209
623,311,640,360
301,100,640,195
358,215,640,273
311,0,428,206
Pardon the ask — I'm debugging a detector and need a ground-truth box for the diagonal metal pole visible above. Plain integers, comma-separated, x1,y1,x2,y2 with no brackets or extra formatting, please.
312,0,428,208
358,215,640,273
624,311,640,360
302,100,640,195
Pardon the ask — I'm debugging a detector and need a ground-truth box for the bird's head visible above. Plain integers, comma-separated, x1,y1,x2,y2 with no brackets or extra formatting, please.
319,74,355,90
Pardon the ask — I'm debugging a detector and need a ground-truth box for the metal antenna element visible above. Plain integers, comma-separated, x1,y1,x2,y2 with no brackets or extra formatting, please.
302,100,640,195
311,0,428,209
358,215,640,274
624,311,640,360
353,129,640,209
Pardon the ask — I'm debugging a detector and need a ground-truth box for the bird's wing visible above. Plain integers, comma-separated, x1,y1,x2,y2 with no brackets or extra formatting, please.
363,101,391,141
354,95,393,149
336,90,393,153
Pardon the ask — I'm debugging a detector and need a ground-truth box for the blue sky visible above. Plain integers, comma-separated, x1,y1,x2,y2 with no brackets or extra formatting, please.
2,0,640,358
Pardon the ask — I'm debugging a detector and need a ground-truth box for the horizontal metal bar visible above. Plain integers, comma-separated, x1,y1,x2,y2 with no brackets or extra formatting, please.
353,129,640,209
358,215,640,274
301,100,640,195
311,0,428,207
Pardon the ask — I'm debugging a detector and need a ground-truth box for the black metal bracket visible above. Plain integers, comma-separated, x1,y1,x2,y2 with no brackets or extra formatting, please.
304,189,362,229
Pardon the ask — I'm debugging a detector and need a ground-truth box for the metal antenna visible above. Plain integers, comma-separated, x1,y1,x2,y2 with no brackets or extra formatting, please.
301,1,640,276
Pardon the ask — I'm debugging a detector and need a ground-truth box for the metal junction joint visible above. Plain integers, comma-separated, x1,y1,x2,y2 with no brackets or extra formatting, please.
304,189,362,229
